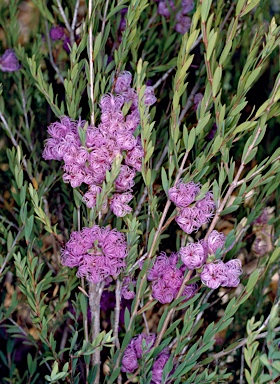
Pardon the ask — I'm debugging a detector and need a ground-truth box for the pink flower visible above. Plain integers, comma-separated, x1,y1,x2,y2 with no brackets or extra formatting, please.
110,193,133,217
125,142,144,171
200,261,226,289
115,165,136,192
131,333,156,358
181,0,194,14
222,259,242,288
83,185,102,209
121,346,138,372
182,284,197,301
152,279,177,304
175,12,191,34
122,333,156,372
201,259,242,289
169,180,201,208
179,242,207,270
206,230,226,254
50,26,65,41
115,71,132,93
0,49,20,72
144,86,157,106
147,253,171,281
175,210,200,234
162,266,183,289
121,277,136,300
158,0,175,17
151,350,170,384
99,94,124,112
61,226,128,283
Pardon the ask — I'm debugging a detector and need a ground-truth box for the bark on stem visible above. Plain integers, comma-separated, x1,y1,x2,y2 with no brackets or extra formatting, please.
89,281,104,384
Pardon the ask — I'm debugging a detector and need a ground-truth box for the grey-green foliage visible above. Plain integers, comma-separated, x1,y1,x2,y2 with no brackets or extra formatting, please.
0,0,279,383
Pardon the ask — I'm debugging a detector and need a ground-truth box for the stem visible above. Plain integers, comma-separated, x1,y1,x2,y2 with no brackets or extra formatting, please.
89,281,104,384
88,0,95,125
101,0,110,35
114,279,122,350
71,0,80,43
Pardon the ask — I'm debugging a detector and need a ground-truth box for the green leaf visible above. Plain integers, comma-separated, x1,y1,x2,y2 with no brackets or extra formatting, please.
93,32,103,60
234,121,257,134
201,0,212,22
246,269,260,292
220,205,239,215
212,66,222,97
161,167,169,195
187,128,196,151
243,147,258,165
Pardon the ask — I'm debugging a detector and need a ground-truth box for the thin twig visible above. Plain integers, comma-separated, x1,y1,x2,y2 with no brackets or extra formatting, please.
151,67,175,91
114,279,122,350
71,0,80,43
55,0,72,32
101,0,110,35
178,80,200,124
240,345,245,384
0,215,19,230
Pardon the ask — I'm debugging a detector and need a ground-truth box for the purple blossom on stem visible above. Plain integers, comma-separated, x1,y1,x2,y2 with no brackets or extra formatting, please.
182,283,197,301
121,346,138,373
201,259,242,289
115,71,132,93
206,230,226,254
0,49,20,72
151,349,171,384
115,165,136,192
200,260,226,289
157,0,175,17
61,226,128,283
169,180,201,208
181,0,195,14
175,12,191,34
50,26,65,41
121,277,136,300
121,333,156,372
179,242,207,270
110,193,133,217
144,86,157,105
193,92,203,110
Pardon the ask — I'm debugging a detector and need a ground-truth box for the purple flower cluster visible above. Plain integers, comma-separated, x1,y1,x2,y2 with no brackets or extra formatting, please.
122,333,156,373
201,259,242,289
157,0,194,34
61,225,128,283
179,230,225,270
50,26,71,53
121,276,136,300
43,71,156,217
178,230,242,289
169,180,215,234
148,252,197,304
0,49,20,72
151,349,171,384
